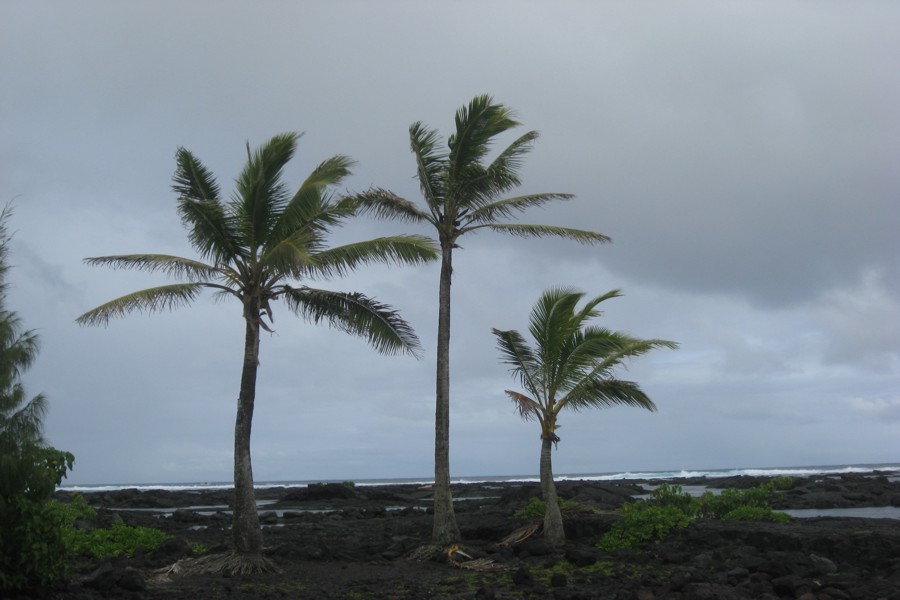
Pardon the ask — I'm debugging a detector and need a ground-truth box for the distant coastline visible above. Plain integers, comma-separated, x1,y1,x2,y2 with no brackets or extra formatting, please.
59,462,900,493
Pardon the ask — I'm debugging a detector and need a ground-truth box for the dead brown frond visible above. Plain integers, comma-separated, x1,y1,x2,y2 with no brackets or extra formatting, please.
499,521,541,547
452,557,510,572
445,544,511,572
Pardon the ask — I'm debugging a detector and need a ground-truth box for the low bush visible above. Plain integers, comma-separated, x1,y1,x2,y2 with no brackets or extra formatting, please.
190,542,209,556
0,447,74,592
695,479,788,521
723,505,790,523
512,496,585,521
69,522,170,558
598,479,791,551
49,493,171,558
597,503,693,551
649,482,695,513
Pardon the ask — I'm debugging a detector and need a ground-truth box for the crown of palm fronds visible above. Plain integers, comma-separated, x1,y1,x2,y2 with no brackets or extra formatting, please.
77,133,439,356
494,288,677,422
349,95,611,249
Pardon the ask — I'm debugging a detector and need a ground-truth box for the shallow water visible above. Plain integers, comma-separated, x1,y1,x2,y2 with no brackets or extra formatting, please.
779,506,900,520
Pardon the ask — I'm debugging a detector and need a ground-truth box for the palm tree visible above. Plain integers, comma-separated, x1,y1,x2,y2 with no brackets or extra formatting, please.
492,287,677,545
77,133,438,573
351,95,611,545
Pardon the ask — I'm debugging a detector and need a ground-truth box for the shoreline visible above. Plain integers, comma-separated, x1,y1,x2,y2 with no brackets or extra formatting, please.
58,462,900,493
62,469,900,512
53,472,900,599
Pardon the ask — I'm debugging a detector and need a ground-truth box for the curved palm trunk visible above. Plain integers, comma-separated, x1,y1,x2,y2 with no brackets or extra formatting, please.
432,243,460,545
232,300,263,557
540,436,565,546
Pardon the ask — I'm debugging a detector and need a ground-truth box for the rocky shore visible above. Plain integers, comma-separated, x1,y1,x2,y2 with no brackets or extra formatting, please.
42,472,900,599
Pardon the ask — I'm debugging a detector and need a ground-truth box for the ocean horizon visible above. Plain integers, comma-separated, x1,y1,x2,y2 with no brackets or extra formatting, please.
59,462,900,494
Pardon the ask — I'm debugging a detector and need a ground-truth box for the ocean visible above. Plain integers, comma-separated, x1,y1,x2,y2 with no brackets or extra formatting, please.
59,462,900,493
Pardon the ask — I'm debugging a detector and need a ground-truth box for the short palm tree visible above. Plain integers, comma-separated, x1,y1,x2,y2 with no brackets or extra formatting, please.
77,133,438,573
492,287,677,546
352,95,611,545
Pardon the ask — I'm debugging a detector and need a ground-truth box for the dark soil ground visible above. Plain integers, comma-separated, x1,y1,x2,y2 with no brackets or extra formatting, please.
19,473,900,599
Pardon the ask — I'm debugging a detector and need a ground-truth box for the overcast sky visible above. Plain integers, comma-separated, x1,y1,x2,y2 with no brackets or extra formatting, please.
2,1,897,486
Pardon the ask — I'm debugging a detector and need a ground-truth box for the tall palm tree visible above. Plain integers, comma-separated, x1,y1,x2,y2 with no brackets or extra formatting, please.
352,95,611,545
492,287,677,545
77,133,438,573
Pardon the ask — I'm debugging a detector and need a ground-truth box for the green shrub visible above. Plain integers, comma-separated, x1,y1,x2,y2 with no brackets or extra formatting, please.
190,542,209,556
49,493,170,559
68,522,170,558
50,493,97,523
695,481,782,519
0,494,70,590
598,479,791,551
512,496,584,521
0,448,74,592
723,505,790,523
649,483,695,513
598,503,693,551
48,494,95,554
771,476,794,490
513,496,547,521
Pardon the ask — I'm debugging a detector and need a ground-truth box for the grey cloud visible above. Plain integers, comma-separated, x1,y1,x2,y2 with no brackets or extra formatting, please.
2,1,897,485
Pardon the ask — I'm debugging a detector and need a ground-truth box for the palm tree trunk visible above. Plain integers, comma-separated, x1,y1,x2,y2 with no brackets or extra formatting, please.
540,436,565,546
232,300,263,557
432,243,460,545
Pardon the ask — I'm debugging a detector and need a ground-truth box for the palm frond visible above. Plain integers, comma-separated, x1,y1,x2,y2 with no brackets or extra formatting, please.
448,95,519,179
480,130,539,195
409,122,447,212
528,287,583,352
259,232,318,278
563,378,658,413
75,283,210,326
488,130,538,173
269,155,356,245
302,155,356,190
492,327,544,401
281,286,422,357
173,150,240,262
583,334,679,374
487,223,612,245
172,148,221,203
528,289,586,393
504,390,542,422
233,132,299,245
305,235,438,279
349,188,432,224
177,198,242,263
464,193,575,227
83,254,221,281
562,336,677,409
573,290,622,323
